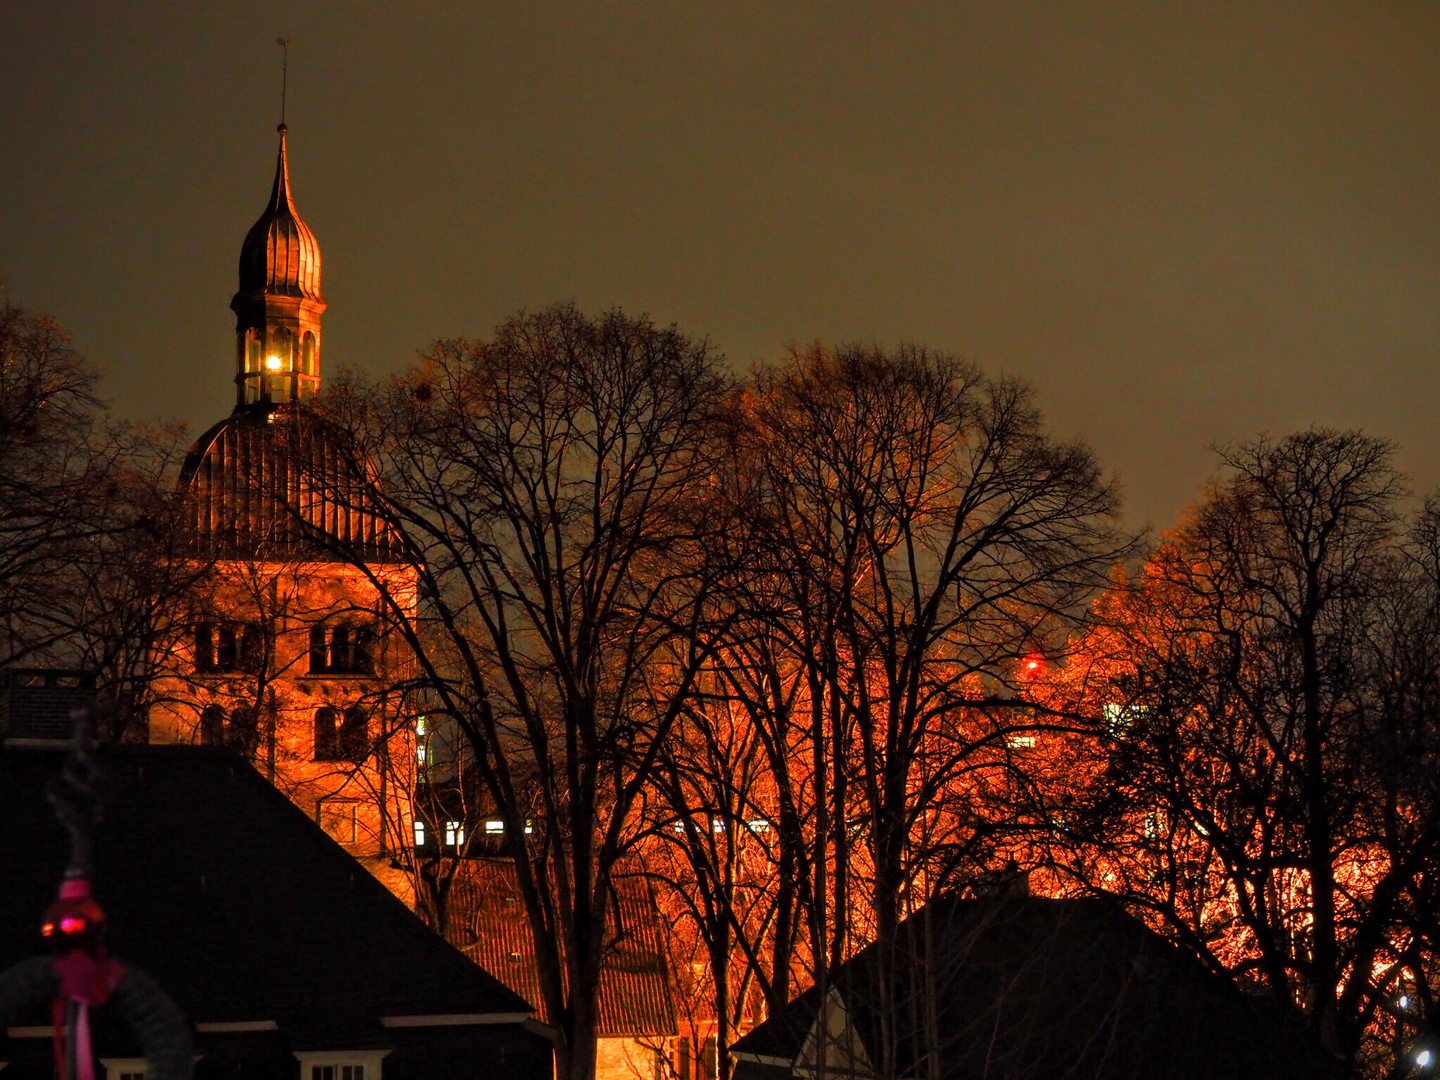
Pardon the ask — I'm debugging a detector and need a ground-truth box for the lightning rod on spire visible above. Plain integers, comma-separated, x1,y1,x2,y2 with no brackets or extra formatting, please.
277,37,290,131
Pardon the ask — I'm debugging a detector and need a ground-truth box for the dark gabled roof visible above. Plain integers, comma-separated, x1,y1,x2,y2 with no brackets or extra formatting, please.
731,895,1336,1080
444,861,678,1038
0,746,532,1046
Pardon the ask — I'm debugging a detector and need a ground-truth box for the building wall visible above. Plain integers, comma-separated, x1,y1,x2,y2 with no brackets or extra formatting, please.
149,557,419,904
598,1035,666,1080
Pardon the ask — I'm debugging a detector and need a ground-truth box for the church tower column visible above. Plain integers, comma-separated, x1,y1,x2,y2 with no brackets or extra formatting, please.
231,123,326,408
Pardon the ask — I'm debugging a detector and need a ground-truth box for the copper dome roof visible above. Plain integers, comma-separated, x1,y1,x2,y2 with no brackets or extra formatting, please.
236,125,322,303
180,405,403,562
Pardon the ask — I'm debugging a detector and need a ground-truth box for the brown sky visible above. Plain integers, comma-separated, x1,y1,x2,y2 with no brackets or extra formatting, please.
3,2,1438,533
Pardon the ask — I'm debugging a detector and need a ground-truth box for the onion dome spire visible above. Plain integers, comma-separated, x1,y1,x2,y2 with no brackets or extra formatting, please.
237,125,322,301
230,123,326,410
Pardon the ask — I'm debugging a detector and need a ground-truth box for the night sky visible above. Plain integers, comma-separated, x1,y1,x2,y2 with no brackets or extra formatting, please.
4,2,1438,533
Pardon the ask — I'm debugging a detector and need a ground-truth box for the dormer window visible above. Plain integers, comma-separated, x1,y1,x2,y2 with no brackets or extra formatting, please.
194,622,265,675
309,622,374,675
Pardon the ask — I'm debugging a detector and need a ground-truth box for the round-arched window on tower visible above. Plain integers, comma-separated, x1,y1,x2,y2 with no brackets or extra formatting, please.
314,706,340,761
301,331,317,376
200,705,226,746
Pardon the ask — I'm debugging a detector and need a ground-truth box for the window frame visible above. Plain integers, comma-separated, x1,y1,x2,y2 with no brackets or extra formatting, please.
294,1049,390,1080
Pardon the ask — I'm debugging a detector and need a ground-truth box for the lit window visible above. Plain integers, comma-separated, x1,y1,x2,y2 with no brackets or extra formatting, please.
712,818,726,833
672,821,687,834
413,820,425,847
485,819,504,834
445,821,465,848
415,717,427,737
1006,734,1037,749
747,819,771,834
416,744,427,765
524,820,534,835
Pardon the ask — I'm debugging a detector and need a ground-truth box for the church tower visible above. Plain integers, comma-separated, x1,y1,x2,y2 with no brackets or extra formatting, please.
232,123,326,407
152,122,418,905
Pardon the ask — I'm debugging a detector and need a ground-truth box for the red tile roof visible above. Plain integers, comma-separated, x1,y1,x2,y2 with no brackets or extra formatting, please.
446,861,678,1038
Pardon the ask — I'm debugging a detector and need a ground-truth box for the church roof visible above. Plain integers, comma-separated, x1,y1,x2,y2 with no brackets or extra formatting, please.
179,403,405,562
235,124,322,305
444,861,679,1038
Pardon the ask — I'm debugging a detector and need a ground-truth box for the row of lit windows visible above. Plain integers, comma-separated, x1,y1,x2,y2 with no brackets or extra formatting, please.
411,816,534,850
192,622,374,677
671,816,772,836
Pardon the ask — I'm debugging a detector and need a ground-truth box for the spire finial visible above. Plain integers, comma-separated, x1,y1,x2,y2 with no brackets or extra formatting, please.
276,37,290,131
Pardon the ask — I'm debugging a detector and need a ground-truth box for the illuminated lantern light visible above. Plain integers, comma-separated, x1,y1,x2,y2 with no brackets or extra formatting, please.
265,355,283,371
1418,1050,1432,1068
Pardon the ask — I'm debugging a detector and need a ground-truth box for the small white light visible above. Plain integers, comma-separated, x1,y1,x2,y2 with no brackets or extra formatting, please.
747,819,771,834
1418,1049,1433,1068
1400,995,1410,1009
265,355,283,370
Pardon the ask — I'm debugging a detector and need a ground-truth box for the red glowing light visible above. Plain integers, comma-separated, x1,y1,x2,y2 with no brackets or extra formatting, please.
40,922,55,937
1026,660,1040,671
59,917,88,935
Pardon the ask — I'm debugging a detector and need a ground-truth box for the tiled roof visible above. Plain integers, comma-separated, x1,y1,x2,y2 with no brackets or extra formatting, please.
445,861,678,1038
731,895,1336,1080
0,746,533,1046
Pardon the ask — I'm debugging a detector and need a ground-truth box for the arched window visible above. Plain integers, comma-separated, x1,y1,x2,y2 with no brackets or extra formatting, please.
300,331,317,376
229,706,260,757
200,705,225,746
314,707,341,761
314,706,368,763
194,622,266,674
308,622,375,675
245,330,261,372
269,326,295,370
341,706,368,763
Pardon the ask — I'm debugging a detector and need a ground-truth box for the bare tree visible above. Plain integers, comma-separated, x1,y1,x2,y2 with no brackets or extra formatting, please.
0,300,206,739
1064,429,1440,1076
318,303,737,1080
744,345,1127,994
